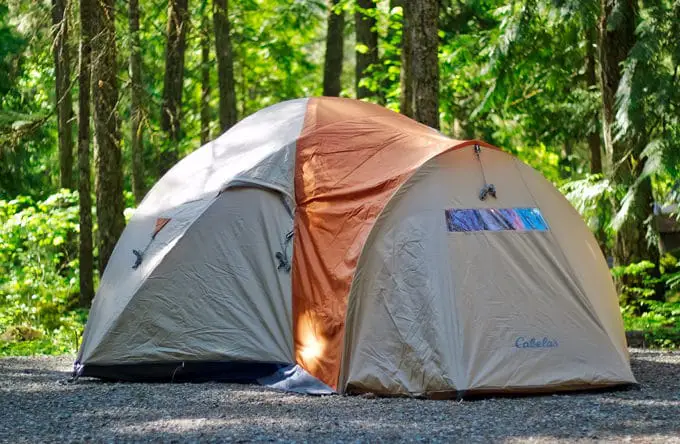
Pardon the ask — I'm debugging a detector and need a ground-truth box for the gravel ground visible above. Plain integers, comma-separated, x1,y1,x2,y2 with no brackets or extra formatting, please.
0,349,678,443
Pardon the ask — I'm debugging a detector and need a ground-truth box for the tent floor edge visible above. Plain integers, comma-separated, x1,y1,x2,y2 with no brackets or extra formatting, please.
79,361,288,383
344,381,638,400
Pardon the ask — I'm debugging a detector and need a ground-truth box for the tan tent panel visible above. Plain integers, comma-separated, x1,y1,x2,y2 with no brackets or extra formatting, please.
83,188,294,366
75,97,636,397
340,147,633,397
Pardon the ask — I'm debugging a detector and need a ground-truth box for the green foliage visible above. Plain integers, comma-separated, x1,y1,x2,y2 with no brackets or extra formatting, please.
621,301,680,348
0,3,25,96
512,144,562,184
0,0,678,354
606,1,680,236
0,191,88,355
562,175,616,248
612,260,659,301
616,254,680,347
438,0,499,140
355,3,402,108
0,0,57,199
230,0,324,115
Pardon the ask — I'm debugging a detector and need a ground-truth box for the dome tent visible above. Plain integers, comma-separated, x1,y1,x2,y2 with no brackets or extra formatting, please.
75,97,636,397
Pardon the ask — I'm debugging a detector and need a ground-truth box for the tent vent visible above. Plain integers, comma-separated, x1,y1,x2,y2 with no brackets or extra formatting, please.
474,144,497,200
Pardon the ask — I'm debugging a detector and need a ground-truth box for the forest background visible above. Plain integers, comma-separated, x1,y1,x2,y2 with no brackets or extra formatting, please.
1,0,679,354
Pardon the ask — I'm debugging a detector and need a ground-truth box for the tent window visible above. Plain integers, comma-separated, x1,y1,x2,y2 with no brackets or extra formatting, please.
445,208,549,232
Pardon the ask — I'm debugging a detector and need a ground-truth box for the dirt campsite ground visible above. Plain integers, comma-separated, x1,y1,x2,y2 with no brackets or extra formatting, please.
0,349,678,443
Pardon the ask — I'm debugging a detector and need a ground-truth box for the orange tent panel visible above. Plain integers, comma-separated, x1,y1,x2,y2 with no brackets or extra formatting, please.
291,97,497,389
152,217,171,238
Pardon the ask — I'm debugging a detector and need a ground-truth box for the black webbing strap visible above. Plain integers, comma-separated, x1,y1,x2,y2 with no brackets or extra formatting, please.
474,145,497,201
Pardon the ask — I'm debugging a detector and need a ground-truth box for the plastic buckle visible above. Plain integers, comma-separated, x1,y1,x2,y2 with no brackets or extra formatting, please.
479,184,497,201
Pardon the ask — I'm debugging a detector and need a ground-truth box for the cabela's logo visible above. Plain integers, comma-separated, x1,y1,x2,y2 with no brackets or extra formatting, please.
514,336,559,349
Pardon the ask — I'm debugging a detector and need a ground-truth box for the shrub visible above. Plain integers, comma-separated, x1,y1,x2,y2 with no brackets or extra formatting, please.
2,190,678,355
0,190,88,355
615,255,680,348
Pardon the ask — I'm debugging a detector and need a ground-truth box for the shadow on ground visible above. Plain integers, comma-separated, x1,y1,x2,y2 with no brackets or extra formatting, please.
0,351,678,443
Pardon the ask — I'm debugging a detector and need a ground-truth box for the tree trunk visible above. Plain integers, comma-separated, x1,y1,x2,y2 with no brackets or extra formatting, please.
129,0,145,203
599,0,635,162
200,7,211,145
559,140,574,179
378,0,402,101
355,0,379,100
599,0,661,297
52,0,74,190
585,23,607,254
77,0,95,306
409,0,439,129
160,0,189,174
399,0,412,117
323,0,344,97
214,0,237,133
585,26,602,175
92,0,125,274
587,126,603,175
